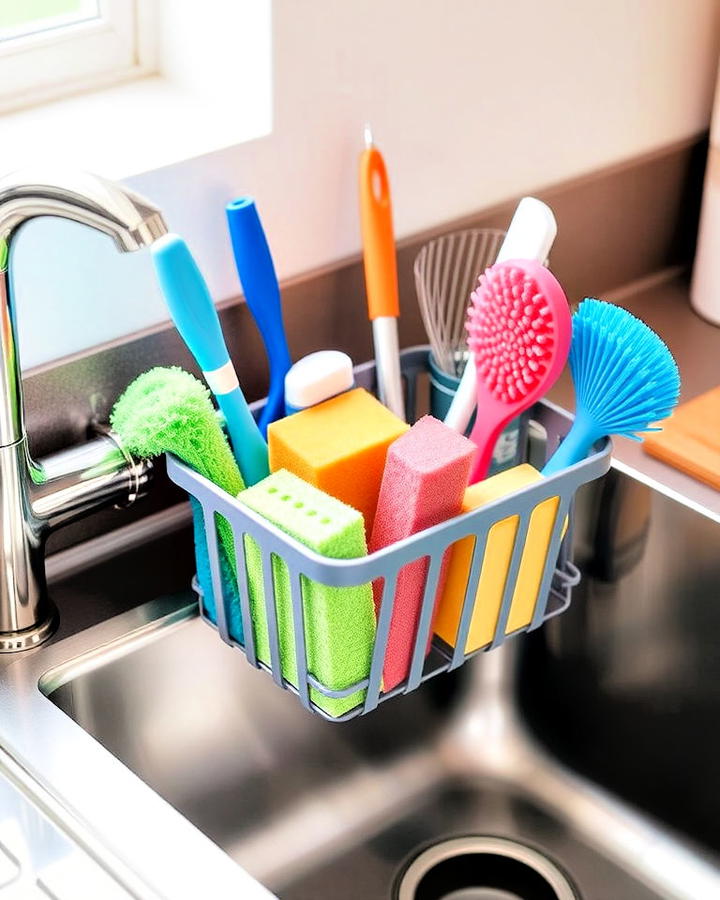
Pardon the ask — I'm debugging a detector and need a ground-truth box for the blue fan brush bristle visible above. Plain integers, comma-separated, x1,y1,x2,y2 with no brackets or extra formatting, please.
543,298,680,475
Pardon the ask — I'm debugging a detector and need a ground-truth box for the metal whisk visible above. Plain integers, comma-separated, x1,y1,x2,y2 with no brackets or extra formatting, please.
413,228,506,378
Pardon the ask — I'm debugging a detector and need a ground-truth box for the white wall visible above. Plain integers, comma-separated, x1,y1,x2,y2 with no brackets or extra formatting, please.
13,0,720,368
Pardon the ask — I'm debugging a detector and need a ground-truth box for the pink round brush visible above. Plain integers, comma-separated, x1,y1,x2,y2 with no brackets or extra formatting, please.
466,259,571,483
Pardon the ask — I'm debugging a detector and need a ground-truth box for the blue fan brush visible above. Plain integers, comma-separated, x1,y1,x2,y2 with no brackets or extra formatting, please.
543,298,680,476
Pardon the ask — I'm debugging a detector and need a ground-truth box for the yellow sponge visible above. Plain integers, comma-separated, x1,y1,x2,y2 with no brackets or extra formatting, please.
268,388,408,532
434,464,561,652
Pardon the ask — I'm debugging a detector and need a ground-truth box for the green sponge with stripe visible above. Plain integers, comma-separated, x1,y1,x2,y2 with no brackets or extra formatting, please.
239,469,375,717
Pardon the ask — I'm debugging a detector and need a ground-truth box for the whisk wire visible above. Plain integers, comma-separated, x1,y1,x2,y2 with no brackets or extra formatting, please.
414,228,506,378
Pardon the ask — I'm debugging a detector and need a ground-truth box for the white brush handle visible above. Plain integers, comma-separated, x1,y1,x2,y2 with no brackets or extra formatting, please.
443,352,480,432
495,196,557,265
443,197,558,434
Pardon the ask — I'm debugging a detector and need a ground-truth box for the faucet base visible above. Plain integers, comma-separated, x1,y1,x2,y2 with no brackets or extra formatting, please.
0,609,58,653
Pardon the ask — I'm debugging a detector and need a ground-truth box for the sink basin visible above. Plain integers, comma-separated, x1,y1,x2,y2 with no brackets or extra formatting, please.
29,470,720,900
2,468,719,899
523,465,720,856
40,605,668,900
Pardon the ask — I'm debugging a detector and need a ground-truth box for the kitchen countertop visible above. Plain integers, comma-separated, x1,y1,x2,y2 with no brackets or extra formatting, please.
549,270,720,523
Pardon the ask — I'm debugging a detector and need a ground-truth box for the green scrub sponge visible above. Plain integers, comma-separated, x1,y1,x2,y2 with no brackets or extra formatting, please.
110,366,245,496
110,367,245,635
239,469,375,717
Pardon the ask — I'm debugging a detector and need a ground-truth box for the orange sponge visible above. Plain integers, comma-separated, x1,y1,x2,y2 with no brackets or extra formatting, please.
268,388,408,531
434,464,561,653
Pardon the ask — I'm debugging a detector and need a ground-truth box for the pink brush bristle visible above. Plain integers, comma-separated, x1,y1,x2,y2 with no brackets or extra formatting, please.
468,264,557,403
465,259,571,483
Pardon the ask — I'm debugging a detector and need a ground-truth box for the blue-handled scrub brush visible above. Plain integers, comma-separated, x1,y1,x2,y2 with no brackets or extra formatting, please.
543,299,680,476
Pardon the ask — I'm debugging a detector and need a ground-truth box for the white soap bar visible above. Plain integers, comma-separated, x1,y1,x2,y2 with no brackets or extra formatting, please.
284,350,354,413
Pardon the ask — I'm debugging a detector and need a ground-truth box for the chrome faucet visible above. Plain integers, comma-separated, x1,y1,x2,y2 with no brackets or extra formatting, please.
0,171,168,651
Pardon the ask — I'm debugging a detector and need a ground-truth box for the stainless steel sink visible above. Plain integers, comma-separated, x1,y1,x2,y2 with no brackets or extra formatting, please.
522,465,720,857
2,467,720,899
30,604,656,900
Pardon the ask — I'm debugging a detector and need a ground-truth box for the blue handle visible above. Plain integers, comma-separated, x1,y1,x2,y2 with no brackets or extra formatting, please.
542,419,596,476
152,234,269,486
152,233,230,373
226,198,292,436
216,390,269,486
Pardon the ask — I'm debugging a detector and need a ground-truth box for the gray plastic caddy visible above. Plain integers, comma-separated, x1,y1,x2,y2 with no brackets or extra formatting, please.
166,346,611,722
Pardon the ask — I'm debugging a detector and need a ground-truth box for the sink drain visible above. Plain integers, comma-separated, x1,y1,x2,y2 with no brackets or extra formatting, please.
394,836,578,900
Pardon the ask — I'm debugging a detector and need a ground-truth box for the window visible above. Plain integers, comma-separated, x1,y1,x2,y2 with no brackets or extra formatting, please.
0,0,154,113
5,0,273,366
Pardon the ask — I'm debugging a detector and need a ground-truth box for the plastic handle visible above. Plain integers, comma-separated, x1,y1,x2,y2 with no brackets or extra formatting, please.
444,197,558,435
359,146,400,320
495,197,557,265
542,419,596,476
226,198,291,435
152,234,230,373
215,390,270,486
152,234,269,486
467,415,507,483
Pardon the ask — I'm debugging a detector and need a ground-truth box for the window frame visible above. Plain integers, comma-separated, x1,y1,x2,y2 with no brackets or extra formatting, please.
0,0,156,114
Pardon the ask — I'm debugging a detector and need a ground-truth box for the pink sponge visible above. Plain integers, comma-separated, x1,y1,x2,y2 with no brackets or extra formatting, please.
370,415,476,691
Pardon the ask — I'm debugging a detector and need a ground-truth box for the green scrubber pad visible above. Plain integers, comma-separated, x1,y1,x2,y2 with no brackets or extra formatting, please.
239,469,375,717
110,367,244,497
110,367,245,632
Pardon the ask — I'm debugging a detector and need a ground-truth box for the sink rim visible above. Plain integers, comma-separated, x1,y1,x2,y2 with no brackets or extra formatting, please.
0,595,275,900
37,594,197,697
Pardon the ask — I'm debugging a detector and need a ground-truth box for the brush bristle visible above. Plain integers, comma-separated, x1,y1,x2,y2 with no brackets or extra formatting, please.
466,264,557,403
570,299,680,439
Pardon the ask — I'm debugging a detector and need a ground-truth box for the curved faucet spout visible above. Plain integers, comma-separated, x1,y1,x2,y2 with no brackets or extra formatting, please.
0,169,167,254
0,169,168,447
0,170,168,650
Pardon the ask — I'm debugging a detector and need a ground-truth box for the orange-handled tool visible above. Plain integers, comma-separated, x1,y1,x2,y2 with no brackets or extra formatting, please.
359,126,405,419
